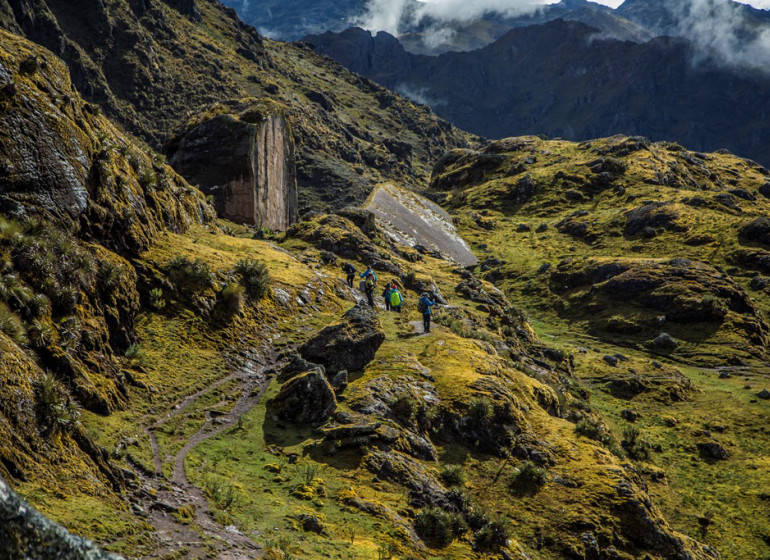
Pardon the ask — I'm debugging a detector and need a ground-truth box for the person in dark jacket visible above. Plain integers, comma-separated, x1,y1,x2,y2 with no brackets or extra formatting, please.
418,293,435,333
382,284,392,311
342,262,357,287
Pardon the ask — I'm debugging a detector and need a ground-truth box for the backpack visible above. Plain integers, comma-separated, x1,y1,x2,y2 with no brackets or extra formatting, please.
343,263,356,274
417,298,427,313
390,290,403,307
365,276,375,290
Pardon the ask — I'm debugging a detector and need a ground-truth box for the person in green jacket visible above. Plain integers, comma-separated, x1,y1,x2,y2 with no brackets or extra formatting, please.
389,283,404,313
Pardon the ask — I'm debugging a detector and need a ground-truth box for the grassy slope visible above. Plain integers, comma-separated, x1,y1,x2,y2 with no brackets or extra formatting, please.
441,135,770,559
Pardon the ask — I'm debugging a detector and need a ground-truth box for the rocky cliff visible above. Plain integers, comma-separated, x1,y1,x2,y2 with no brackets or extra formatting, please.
168,99,298,230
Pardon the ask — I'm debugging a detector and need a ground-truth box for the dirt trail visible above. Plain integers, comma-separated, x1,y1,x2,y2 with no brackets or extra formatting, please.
134,349,284,560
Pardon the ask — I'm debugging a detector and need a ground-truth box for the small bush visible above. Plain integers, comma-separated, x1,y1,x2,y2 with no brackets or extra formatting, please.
98,262,126,293
474,516,511,552
221,283,244,315
509,461,548,493
296,463,320,485
35,372,79,435
622,425,653,461
203,475,237,510
575,418,604,440
28,319,56,348
413,508,467,548
391,395,418,422
439,464,466,487
235,259,270,300
604,156,628,176
0,303,26,344
468,396,494,425
124,343,148,368
149,287,166,310
166,256,213,294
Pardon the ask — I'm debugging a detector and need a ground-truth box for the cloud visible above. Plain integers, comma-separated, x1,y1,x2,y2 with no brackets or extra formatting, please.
395,83,446,106
355,0,548,37
668,0,770,72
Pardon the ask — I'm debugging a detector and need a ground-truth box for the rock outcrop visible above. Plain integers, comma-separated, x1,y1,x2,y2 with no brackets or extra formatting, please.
364,183,478,267
299,303,386,374
168,100,298,231
1,476,120,559
267,368,336,425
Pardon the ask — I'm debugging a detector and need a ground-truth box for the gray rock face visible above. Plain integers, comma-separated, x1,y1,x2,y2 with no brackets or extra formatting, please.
364,183,477,267
0,477,121,560
169,108,298,231
268,369,336,424
299,303,386,374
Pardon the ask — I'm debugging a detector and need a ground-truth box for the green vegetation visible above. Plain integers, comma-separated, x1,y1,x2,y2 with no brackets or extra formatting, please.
413,508,467,547
235,258,270,300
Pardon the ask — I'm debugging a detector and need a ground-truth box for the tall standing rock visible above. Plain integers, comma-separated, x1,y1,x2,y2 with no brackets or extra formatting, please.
168,100,298,231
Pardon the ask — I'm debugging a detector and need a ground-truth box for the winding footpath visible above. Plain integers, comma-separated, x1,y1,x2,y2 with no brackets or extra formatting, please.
133,349,284,559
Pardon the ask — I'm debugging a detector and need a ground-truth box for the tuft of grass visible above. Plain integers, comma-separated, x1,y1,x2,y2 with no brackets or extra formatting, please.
413,508,467,548
166,256,213,294
35,371,79,435
234,259,270,300
473,516,511,552
468,396,494,425
439,464,466,487
509,461,548,494
0,303,26,344
622,425,653,461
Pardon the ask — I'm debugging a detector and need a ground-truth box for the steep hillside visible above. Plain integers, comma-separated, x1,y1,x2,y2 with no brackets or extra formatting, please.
0,26,217,543
435,134,770,558
0,0,473,210
307,19,770,167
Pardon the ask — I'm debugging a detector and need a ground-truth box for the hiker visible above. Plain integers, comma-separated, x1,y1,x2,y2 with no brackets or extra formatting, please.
364,273,376,308
360,266,377,285
389,283,404,313
382,283,392,311
417,292,435,333
342,262,357,287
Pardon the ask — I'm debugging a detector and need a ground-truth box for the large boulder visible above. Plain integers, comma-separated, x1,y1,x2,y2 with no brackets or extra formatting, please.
0,477,120,560
168,99,298,231
267,369,336,425
299,303,386,374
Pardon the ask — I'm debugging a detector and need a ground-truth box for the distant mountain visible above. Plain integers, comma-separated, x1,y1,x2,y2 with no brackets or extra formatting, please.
617,0,770,37
219,0,368,40
307,20,770,165
223,0,651,53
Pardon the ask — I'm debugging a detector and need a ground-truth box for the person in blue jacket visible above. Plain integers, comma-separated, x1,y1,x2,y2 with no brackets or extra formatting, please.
417,293,435,333
360,266,377,284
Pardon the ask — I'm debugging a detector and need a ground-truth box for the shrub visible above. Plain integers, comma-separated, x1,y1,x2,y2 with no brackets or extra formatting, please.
203,475,237,510
391,395,418,422
98,261,126,294
124,343,148,368
469,396,494,425
35,372,79,435
622,425,653,461
0,303,26,344
149,287,166,310
509,461,548,494
604,156,628,176
575,418,604,440
166,256,213,294
28,319,56,348
466,508,491,532
474,516,511,552
235,259,270,300
413,508,467,548
439,464,466,487
221,283,244,315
